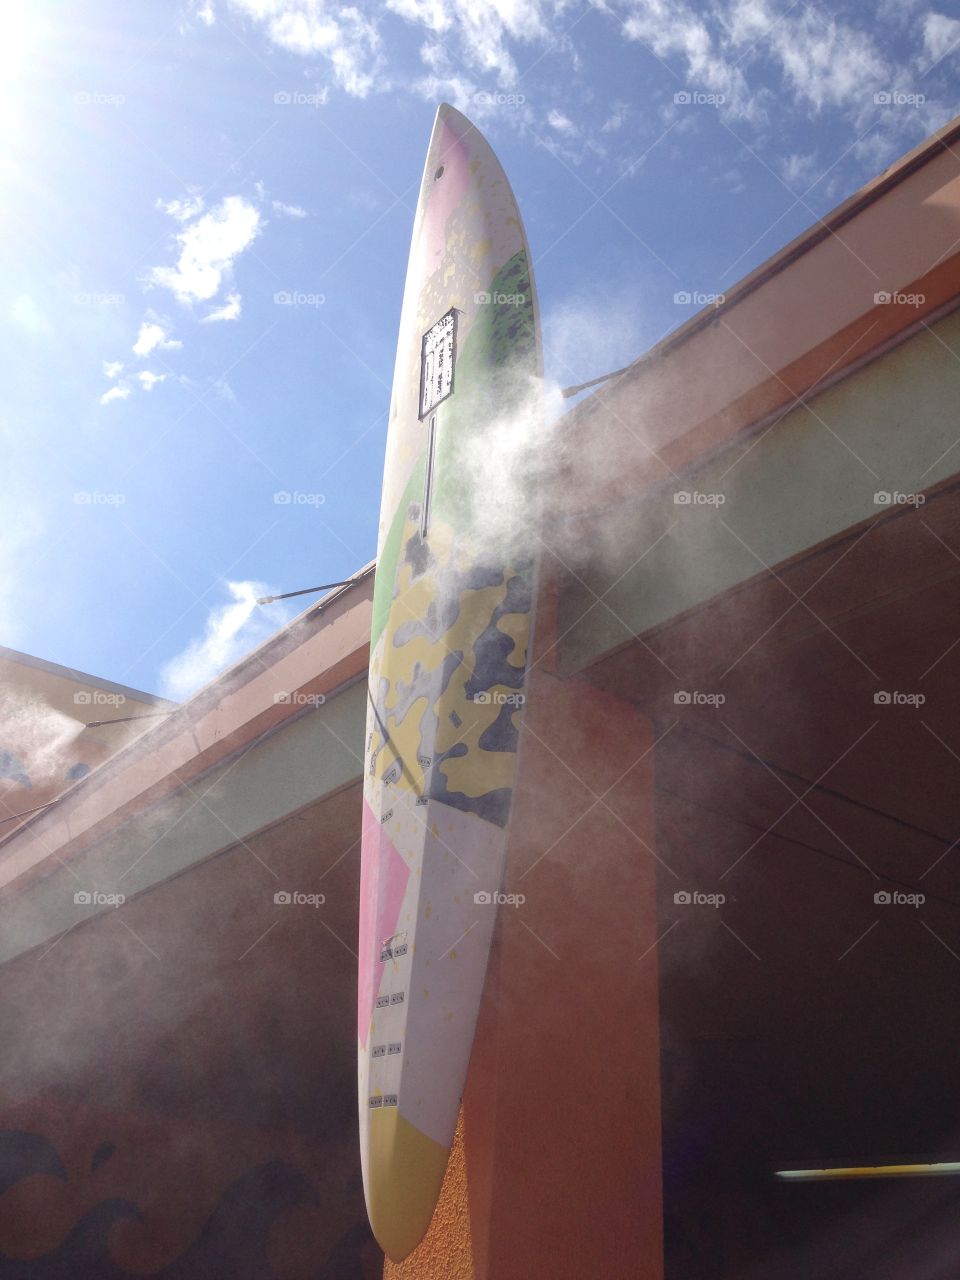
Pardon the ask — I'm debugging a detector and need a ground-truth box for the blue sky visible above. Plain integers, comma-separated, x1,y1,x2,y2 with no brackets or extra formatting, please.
2,0,957,699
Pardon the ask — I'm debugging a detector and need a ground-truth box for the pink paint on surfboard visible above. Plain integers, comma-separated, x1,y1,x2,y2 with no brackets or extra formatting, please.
357,799,410,1047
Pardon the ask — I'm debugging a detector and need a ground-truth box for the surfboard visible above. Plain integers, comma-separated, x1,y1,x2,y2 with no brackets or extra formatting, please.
358,104,541,1261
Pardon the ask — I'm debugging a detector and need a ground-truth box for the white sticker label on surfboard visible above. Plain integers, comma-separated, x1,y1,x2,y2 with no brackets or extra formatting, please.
419,308,457,419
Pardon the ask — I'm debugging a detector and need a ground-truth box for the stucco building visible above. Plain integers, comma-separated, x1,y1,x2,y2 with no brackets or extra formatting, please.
2,114,960,1278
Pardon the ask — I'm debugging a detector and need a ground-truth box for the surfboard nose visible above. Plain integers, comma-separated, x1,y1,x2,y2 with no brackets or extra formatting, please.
364,1107,450,1260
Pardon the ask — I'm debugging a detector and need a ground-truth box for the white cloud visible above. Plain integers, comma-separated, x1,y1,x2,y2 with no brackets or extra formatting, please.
272,199,307,218
389,0,548,82
137,371,166,390
149,195,261,305
547,108,577,134
601,104,628,132
159,580,292,700
133,320,182,357
229,1,384,95
103,360,124,379
100,383,131,405
158,193,205,222
923,12,960,64
781,152,819,187
197,2,215,24
201,292,242,323
11,295,50,337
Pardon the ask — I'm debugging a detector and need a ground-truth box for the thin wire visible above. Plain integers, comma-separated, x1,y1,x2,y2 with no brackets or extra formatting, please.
83,711,174,729
560,364,633,398
257,579,358,605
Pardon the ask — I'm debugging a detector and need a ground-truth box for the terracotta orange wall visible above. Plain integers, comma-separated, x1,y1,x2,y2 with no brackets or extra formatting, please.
386,670,663,1279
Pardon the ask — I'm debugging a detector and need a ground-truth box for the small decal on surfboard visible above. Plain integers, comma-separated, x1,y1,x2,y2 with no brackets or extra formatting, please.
418,308,457,419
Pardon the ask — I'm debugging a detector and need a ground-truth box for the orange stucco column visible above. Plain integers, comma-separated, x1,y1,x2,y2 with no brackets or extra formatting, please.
385,670,664,1279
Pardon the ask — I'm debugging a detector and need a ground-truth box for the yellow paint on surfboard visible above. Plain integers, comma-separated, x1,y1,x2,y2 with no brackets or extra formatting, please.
367,1107,450,1262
